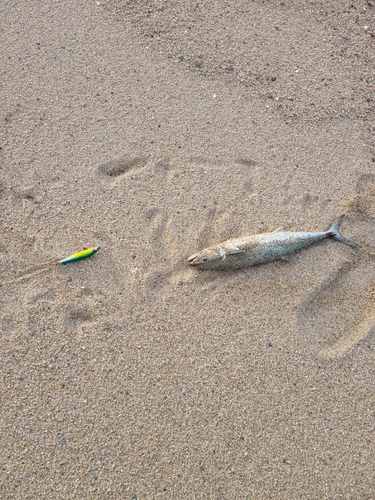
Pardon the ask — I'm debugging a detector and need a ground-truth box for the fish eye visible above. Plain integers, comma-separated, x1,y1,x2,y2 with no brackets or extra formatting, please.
202,258,208,262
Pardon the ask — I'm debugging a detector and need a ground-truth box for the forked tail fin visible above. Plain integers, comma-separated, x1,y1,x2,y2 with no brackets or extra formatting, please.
326,215,359,248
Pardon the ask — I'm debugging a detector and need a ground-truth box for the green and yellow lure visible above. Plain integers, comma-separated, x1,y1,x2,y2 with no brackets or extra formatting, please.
59,246,100,264
1,246,101,286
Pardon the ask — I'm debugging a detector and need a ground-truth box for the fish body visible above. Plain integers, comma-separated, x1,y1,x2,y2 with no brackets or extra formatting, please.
59,246,100,265
187,216,358,270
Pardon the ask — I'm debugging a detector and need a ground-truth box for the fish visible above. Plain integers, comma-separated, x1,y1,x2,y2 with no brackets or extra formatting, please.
187,215,358,270
59,246,100,265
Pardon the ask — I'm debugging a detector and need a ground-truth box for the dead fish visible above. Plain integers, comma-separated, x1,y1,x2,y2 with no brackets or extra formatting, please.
187,215,358,270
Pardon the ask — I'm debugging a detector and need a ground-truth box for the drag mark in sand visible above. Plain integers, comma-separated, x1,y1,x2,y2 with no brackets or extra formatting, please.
114,156,260,297
104,154,256,296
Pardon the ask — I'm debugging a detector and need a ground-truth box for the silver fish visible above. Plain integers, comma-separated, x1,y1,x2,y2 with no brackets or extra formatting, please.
187,215,358,270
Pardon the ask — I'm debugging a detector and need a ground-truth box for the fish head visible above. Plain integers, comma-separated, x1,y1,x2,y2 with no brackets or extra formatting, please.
187,248,222,269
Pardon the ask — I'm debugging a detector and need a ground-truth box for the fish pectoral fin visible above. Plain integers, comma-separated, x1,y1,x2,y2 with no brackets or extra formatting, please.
280,255,290,262
226,248,245,255
272,227,283,233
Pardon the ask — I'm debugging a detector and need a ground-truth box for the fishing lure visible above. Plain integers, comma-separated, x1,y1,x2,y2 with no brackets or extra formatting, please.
1,246,101,286
59,246,100,264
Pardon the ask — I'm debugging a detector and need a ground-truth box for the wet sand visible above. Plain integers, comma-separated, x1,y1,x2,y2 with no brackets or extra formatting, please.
1,0,375,497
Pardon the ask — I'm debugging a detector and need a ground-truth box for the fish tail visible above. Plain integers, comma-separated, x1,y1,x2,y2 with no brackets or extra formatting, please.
326,215,359,248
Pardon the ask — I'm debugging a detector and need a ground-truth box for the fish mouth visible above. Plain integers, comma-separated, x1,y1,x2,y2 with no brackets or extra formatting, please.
187,254,200,266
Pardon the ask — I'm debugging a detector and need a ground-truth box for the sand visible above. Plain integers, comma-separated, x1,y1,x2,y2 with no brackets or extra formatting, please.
1,0,375,498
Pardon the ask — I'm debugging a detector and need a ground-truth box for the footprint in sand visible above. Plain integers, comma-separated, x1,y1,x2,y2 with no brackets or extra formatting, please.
297,174,375,360
98,155,149,179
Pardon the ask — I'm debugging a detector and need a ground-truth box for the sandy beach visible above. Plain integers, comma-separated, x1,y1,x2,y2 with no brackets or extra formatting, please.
1,0,375,497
